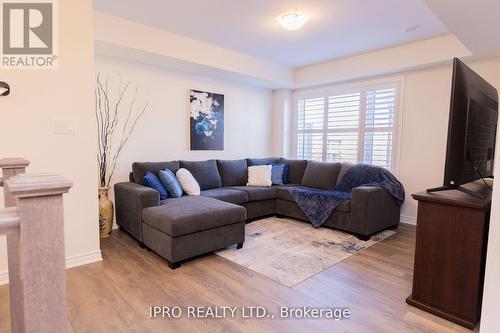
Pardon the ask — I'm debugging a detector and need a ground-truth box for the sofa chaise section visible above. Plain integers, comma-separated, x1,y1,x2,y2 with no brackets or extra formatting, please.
142,196,246,268
114,182,160,242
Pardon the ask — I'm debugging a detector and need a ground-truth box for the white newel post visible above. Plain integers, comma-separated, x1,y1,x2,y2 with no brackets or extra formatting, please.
0,158,30,207
1,158,29,333
5,172,72,333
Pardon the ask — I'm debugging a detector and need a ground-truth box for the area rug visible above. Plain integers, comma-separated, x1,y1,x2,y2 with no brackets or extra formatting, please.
216,217,396,287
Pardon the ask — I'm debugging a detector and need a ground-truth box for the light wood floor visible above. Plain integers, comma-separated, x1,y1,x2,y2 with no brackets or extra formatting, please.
0,223,477,332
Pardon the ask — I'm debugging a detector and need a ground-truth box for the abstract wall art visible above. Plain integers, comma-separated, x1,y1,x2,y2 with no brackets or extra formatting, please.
189,89,224,150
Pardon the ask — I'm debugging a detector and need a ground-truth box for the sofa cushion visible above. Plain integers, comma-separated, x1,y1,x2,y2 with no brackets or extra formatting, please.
179,160,222,190
274,185,351,212
142,196,246,237
176,168,201,196
247,157,281,166
132,161,179,186
280,159,308,184
200,188,248,204
217,159,248,186
247,165,272,187
227,186,276,201
271,164,286,185
337,161,355,185
301,161,342,190
143,172,168,200
274,184,304,201
159,169,183,198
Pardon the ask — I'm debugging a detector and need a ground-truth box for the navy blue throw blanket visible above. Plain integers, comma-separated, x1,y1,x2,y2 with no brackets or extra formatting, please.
289,164,405,228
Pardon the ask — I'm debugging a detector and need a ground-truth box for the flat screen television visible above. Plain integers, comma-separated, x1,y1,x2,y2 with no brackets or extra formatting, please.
427,58,498,199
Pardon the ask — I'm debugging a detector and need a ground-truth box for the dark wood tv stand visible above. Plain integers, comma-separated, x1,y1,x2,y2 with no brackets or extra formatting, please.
407,179,492,329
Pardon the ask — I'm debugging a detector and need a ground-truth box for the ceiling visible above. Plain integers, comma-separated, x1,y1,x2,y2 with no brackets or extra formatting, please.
93,0,449,68
423,0,500,57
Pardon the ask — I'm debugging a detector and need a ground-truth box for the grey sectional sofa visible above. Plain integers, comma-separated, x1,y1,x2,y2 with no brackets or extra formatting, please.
114,157,401,268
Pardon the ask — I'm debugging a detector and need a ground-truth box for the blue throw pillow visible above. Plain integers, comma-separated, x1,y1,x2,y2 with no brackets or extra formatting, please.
282,163,289,184
159,169,183,198
271,164,286,185
143,172,168,200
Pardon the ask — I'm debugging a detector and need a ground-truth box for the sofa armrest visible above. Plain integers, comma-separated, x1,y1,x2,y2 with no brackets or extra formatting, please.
351,186,400,236
114,182,160,242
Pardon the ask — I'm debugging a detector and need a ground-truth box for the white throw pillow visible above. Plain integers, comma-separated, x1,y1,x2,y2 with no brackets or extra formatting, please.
247,165,272,187
176,168,201,196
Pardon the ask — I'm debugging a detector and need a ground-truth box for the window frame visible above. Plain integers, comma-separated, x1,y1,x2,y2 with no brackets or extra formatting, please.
292,77,404,175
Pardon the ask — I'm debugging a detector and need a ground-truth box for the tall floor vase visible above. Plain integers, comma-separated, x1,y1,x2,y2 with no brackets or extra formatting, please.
99,187,114,238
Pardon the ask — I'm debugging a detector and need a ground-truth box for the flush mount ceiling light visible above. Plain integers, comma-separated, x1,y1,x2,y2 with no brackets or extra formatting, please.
278,12,307,31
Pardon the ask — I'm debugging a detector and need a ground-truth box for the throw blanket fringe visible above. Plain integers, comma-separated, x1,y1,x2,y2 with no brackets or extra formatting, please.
289,164,405,228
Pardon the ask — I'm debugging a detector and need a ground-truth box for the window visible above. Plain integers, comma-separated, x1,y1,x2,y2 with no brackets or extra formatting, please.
295,83,398,170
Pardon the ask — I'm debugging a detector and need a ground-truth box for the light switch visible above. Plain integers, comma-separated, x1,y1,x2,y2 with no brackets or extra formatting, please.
52,118,76,134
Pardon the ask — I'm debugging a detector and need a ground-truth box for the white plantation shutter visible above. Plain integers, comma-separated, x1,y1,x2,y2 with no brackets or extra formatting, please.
296,83,398,170
365,88,395,128
363,88,396,169
297,97,325,161
327,132,359,163
326,93,360,163
297,97,324,131
327,93,360,129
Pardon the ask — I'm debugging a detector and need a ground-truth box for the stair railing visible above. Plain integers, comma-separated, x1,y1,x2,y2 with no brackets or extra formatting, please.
0,158,72,333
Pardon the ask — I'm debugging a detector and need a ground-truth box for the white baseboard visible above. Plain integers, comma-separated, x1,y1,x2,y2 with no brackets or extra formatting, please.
65,250,103,269
0,250,102,286
400,214,417,225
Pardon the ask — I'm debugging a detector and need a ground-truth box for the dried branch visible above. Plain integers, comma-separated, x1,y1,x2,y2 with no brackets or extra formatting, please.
95,73,148,187
106,101,148,186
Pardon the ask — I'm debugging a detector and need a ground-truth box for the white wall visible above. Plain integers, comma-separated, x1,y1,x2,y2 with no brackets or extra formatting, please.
397,65,452,222
95,55,274,200
0,0,100,284
473,59,500,333
94,11,294,89
271,89,293,157
294,35,471,88
481,113,500,333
